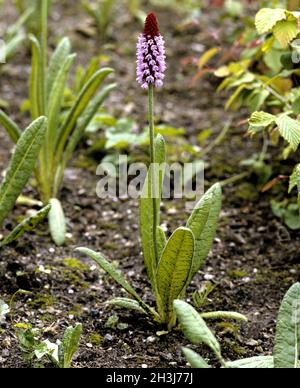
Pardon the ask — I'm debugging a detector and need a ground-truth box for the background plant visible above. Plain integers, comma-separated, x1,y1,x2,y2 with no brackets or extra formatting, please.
196,5,300,228
16,322,82,368
0,116,51,248
0,0,116,245
174,282,300,368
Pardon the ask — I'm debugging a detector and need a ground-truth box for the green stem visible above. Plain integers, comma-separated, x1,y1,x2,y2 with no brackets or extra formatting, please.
148,84,159,266
39,0,47,115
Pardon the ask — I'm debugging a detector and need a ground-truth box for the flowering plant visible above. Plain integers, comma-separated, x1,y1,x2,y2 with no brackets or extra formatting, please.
77,13,239,330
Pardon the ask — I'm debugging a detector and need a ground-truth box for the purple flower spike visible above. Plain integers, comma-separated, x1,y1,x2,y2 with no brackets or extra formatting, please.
136,13,166,89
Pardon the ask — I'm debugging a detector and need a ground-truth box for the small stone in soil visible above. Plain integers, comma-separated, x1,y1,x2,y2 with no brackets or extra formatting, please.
104,334,114,342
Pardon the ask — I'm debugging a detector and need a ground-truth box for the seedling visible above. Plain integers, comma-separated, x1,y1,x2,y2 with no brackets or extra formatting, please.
175,282,300,368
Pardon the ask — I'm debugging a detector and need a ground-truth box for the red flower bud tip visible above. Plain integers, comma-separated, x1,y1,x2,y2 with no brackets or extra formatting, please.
144,13,160,37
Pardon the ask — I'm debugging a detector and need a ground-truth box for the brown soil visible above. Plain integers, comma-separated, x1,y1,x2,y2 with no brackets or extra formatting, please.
0,1,299,369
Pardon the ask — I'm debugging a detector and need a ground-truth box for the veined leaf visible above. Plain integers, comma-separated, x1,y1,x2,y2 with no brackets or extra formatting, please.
47,37,71,100
0,117,47,229
58,323,82,369
255,8,286,34
248,111,276,128
273,19,298,48
186,183,222,282
274,283,300,368
156,227,194,325
275,115,300,151
48,198,66,246
0,204,51,248
182,347,211,368
174,300,221,358
226,356,274,369
0,109,21,144
107,298,148,315
140,134,166,288
76,247,158,320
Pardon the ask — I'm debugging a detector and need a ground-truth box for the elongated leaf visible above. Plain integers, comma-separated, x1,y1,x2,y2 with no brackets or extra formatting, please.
226,356,274,369
0,117,47,229
46,54,76,169
76,247,157,319
0,204,51,248
48,198,66,246
186,183,222,282
29,35,42,120
55,68,114,159
156,226,167,260
174,300,221,358
0,109,21,144
58,323,82,369
140,134,166,287
182,347,210,368
275,115,300,151
156,228,194,324
47,37,71,100
107,298,148,315
54,83,116,194
274,283,300,368
201,311,248,323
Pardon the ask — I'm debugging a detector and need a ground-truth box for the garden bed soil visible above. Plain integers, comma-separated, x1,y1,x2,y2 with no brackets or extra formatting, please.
0,1,299,368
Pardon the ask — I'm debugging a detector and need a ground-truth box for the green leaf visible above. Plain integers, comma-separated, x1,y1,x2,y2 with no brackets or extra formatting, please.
255,8,287,34
201,311,248,323
182,347,211,368
0,204,51,248
55,68,114,160
174,300,221,358
156,225,167,260
48,198,66,246
275,115,300,151
46,54,76,162
55,83,117,193
107,298,148,315
0,109,21,144
0,117,47,229
58,323,82,368
289,164,300,208
29,35,42,120
273,19,298,48
274,283,300,368
140,134,166,287
156,228,194,326
76,247,157,319
226,356,274,369
47,37,71,100
248,111,276,128
186,183,222,282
